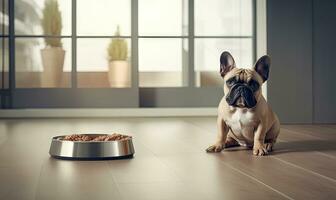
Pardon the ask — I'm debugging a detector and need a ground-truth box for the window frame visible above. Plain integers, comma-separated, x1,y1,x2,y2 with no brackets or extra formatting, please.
1,0,10,107
1,0,256,108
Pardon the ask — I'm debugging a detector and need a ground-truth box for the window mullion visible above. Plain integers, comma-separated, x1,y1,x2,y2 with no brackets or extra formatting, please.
131,0,138,89
8,0,15,107
72,0,77,88
187,0,194,87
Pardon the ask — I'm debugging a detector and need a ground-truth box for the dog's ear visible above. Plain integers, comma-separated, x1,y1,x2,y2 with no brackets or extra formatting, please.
254,55,270,82
220,51,236,78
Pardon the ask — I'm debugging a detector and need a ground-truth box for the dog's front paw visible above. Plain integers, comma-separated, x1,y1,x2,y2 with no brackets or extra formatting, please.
206,143,224,153
253,145,268,156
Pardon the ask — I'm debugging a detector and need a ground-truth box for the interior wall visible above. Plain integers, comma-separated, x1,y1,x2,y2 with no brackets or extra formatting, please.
312,0,336,123
267,0,313,123
267,0,336,123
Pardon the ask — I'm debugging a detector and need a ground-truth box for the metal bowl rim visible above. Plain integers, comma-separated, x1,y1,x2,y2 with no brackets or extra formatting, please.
52,134,133,143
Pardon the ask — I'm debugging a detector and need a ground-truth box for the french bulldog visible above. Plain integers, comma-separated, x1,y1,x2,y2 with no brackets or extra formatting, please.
206,51,280,156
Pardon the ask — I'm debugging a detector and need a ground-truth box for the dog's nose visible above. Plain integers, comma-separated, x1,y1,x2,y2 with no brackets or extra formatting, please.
236,97,245,107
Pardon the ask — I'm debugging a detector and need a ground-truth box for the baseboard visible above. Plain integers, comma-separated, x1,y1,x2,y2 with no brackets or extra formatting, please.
0,108,218,118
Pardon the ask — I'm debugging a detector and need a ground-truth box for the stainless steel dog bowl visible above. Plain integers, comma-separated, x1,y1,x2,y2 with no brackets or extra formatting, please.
49,134,135,159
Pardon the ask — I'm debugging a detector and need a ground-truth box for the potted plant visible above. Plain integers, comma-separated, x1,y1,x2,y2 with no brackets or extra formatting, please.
107,26,130,87
40,0,65,87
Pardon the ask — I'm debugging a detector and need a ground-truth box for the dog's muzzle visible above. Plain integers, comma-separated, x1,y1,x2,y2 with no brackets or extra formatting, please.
225,84,257,108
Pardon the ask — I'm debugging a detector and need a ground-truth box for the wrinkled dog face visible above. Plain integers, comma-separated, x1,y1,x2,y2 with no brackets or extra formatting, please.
219,51,270,108
225,70,260,108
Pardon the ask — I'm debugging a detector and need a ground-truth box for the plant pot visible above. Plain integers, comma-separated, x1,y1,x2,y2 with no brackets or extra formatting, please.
108,60,130,87
40,47,65,87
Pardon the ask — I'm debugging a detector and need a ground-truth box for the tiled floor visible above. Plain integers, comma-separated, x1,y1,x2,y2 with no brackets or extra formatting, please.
0,117,335,200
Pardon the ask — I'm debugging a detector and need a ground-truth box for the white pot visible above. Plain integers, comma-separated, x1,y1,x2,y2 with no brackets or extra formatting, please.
40,47,65,87
108,60,130,87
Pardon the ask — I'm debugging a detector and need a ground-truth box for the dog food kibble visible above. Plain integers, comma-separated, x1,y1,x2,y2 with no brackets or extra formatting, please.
62,133,131,141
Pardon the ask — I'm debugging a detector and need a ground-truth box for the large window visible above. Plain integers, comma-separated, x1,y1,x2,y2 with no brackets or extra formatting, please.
77,0,132,88
139,0,188,87
14,0,72,88
1,0,255,107
194,0,253,87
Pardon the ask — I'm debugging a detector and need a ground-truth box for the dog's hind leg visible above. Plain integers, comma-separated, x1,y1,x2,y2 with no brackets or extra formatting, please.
225,132,240,148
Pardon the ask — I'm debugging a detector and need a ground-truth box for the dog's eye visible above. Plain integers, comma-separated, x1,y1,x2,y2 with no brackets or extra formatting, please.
226,78,236,87
248,80,260,91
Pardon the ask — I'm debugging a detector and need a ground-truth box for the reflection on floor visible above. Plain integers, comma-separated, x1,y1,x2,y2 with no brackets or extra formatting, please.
0,117,335,200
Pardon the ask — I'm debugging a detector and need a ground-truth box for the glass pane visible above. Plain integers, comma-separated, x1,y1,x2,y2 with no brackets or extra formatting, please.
15,37,71,88
195,38,253,87
15,0,71,35
139,38,188,87
77,0,131,36
77,38,131,88
0,0,9,35
0,38,9,88
139,0,188,36
195,0,253,36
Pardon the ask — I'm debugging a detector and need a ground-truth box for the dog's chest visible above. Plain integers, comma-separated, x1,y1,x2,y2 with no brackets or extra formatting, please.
225,109,257,140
